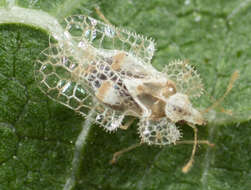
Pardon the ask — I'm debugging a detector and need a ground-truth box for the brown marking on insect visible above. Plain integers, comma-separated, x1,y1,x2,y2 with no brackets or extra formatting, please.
137,93,166,120
142,82,164,92
137,80,176,100
95,80,112,102
104,103,125,111
150,99,166,119
136,85,145,93
136,82,163,97
111,52,126,71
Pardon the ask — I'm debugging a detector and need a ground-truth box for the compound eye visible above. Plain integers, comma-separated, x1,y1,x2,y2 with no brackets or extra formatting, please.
168,86,175,93
173,105,186,115
162,81,176,98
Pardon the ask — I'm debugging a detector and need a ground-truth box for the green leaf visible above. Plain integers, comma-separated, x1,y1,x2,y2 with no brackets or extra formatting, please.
0,0,250,190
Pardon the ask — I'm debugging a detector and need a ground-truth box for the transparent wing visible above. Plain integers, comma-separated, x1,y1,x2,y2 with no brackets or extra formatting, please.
94,107,125,132
163,60,204,98
138,118,181,145
64,15,155,64
35,43,126,131
35,43,95,117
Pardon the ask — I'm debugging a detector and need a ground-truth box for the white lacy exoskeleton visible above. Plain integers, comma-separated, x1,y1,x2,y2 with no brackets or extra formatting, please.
35,15,206,172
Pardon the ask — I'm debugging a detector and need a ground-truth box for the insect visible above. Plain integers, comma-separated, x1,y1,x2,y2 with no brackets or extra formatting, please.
35,14,236,173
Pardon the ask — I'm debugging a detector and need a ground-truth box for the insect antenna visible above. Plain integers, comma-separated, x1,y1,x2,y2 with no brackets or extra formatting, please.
95,7,113,26
179,70,239,173
202,70,239,114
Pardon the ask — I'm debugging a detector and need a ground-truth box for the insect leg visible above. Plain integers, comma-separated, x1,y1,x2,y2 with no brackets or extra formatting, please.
119,118,135,130
182,123,198,173
176,140,214,147
110,143,142,164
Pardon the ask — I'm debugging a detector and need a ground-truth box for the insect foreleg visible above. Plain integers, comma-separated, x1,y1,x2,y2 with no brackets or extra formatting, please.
119,118,136,130
110,143,142,164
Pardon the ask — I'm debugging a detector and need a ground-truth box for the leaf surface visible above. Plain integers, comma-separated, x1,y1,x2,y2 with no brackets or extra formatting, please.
0,0,250,190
